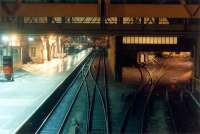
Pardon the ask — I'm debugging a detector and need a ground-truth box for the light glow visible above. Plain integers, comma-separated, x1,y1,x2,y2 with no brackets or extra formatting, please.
28,37,34,42
123,36,178,45
87,37,91,41
11,35,17,41
2,35,9,42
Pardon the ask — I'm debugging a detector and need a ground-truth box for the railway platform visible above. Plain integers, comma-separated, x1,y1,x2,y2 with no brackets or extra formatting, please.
0,48,92,133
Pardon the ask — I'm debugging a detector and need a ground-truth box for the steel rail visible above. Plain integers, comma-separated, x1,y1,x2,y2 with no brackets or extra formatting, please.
80,52,97,134
35,54,94,133
87,52,101,133
140,56,177,134
184,90,200,109
140,59,168,133
88,52,110,134
103,49,111,134
56,53,96,134
82,64,92,134
80,52,96,134
139,66,153,134
119,64,153,134
94,50,110,134
165,88,178,133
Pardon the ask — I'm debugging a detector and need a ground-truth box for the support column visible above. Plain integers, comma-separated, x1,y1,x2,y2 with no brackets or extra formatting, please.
22,39,30,64
108,36,123,81
193,39,200,92
47,40,52,61
58,36,64,58
98,0,108,28
115,36,122,81
56,36,61,58
108,36,116,80
41,36,48,62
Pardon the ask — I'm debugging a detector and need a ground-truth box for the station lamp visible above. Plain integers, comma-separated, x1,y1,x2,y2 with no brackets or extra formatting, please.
87,37,91,42
2,35,9,42
11,35,17,41
28,37,34,42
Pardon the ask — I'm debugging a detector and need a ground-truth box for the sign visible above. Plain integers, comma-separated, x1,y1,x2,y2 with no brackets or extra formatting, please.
3,56,13,79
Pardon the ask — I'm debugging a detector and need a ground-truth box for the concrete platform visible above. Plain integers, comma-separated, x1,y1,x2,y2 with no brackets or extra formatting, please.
0,48,92,133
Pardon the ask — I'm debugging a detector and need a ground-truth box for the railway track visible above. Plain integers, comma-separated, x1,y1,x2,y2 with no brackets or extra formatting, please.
141,62,181,134
167,87,200,133
34,49,111,134
144,56,199,133
119,64,153,134
119,57,178,134
87,49,110,134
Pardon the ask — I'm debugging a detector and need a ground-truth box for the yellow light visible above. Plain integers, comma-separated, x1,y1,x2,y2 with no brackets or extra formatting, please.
10,34,19,46
123,36,178,45
11,35,17,41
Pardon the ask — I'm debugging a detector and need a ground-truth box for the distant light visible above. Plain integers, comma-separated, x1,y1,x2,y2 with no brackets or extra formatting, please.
2,35,9,42
28,37,34,42
87,38,91,41
78,45,83,49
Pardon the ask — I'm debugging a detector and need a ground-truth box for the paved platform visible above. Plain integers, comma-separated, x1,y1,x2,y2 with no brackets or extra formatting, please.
0,48,92,133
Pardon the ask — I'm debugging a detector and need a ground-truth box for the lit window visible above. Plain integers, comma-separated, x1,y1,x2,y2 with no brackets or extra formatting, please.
161,37,166,44
157,37,162,44
127,37,131,44
123,36,177,45
150,37,154,44
174,37,178,44
169,37,174,44
130,37,134,44
146,37,150,44
138,37,143,44
135,37,139,44
143,37,146,44
153,37,158,44
166,37,170,44
123,37,126,44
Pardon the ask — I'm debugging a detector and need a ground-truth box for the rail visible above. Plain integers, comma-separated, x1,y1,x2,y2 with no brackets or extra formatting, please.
88,50,110,134
16,50,93,133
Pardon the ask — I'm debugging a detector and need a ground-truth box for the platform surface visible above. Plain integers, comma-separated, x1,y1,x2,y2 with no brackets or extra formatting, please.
0,49,92,133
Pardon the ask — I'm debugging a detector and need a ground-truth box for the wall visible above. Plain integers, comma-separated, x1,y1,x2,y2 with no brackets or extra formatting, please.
29,40,44,64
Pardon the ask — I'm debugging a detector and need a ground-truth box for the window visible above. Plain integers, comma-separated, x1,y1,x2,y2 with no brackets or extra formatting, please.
123,36,178,45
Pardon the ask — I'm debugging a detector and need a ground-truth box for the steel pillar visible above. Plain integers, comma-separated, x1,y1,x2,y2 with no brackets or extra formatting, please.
115,36,122,81
192,38,200,92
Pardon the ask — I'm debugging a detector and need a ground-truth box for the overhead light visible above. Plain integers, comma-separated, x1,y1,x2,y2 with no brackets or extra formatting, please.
28,37,34,42
87,37,91,41
11,35,17,41
2,35,9,42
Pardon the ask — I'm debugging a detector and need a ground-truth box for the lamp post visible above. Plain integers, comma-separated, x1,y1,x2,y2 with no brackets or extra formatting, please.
10,35,15,81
